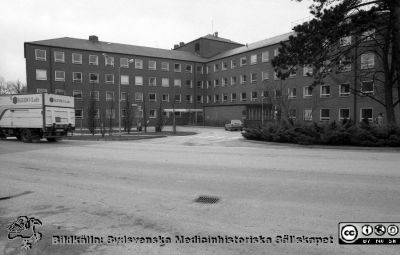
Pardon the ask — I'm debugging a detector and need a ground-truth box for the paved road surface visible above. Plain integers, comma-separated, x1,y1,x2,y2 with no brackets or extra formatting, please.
0,126,399,254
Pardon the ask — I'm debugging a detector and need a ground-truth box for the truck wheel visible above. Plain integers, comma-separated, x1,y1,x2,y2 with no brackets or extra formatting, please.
21,129,32,143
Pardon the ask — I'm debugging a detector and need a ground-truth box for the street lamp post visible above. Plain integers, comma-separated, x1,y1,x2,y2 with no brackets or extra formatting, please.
103,54,133,136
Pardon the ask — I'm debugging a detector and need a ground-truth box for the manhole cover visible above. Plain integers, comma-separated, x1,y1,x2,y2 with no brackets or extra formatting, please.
194,196,220,204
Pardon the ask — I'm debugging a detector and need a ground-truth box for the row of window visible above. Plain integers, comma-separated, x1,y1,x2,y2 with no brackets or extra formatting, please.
208,51,375,74
35,70,195,87
34,49,194,72
294,108,374,122
74,108,184,120
69,90,193,103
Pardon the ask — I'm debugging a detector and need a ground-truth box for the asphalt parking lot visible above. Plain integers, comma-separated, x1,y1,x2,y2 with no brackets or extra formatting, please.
1,126,399,254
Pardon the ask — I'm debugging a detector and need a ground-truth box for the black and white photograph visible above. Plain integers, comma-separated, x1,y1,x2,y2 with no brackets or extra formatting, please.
1,0,400,254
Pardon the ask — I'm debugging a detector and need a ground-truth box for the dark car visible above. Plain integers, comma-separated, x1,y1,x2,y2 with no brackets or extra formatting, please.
225,120,243,131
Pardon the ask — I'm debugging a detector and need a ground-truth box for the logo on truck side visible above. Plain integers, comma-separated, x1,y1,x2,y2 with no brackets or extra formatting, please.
12,96,40,104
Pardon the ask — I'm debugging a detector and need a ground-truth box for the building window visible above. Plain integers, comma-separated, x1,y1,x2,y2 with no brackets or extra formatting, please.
89,55,98,65
339,56,352,72
206,80,211,88
206,66,210,74
174,63,181,72
250,73,257,83
262,51,269,62
73,90,83,99
149,77,156,86
303,65,313,76
231,76,237,85
251,91,258,101
214,63,220,72
274,71,279,80
162,94,169,102
339,83,350,97
135,59,143,69
231,93,237,102
339,36,351,46
105,74,114,84
162,78,169,87
274,48,279,57
106,109,115,119
250,54,257,65
361,80,374,94
135,92,143,102
36,69,47,80
304,109,312,121
72,53,82,64
55,89,65,95
186,64,192,73
73,72,82,82
261,91,269,98
274,89,282,98
197,65,203,74
106,91,114,101
149,93,156,102
174,79,182,87
54,51,65,63
135,76,143,86
222,62,228,70
149,109,157,118
147,60,156,70
214,94,220,103
222,94,228,102
222,77,228,87
262,71,269,80
231,59,237,69
320,85,330,98
105,56,114,66
288,88,297,99
206,95,211,103
361,53,375,69
320,109,330,121
120,92,127,101
240,92,247,101
90,91,99,101
174,94,181,102
213,79,219,87
289,109,297,120
55,71,65,81
89,73,99,83
360,108,373,122
120,58,129,68
362,29,375,41
161,62,169,71
240,75,247,84
197,81,203,89
136,109,144,118
121,75,129,85
75,109,83,119
339,108,350,120
186,95,192,103
37,88,47,93
289,66,297,77
303,86,313,98
197,95,203,103
240,57,247,66
186,80,193,88
35,49,46,61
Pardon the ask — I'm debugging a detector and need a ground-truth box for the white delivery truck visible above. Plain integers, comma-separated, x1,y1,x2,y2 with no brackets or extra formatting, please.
0,93,75,142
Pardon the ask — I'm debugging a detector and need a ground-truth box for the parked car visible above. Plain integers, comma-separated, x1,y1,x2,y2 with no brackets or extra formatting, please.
225,120,243,131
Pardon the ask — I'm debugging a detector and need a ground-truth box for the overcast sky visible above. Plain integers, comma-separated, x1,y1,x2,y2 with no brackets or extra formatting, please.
0,0,312,83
